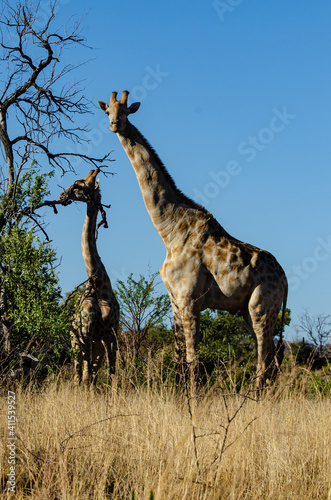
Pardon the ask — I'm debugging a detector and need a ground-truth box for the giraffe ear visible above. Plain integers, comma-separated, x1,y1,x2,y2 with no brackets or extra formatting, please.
98,100,108,112
95,179,100,190
128,102,140,115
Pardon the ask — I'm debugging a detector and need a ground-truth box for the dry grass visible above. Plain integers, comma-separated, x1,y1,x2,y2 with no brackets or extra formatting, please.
1,369,331,499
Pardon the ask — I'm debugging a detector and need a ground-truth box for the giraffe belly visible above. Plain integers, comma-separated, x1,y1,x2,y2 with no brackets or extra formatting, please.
160,254,251,314
196,264,253,313
161,237,286,316
201,275,251,312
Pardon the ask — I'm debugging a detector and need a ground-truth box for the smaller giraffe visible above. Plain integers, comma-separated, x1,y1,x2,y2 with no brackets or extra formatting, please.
59,169,119,388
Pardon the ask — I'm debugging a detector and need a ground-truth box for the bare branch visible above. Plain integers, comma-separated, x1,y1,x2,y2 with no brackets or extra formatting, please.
15,413,139,466
296,309,331,351
0,0,113,192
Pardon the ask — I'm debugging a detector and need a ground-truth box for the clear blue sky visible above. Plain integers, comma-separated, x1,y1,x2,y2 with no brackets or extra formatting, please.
45,0,331,341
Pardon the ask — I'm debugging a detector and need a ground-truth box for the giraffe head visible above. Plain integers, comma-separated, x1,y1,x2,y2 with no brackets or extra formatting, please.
98,91,140,133
58,169,101,206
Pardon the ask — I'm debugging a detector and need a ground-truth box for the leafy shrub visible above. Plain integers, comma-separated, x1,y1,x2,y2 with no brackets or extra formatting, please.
0,167,72,376
307,365,331,398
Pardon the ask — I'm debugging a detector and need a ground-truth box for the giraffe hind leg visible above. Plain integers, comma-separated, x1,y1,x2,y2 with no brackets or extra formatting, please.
91,340,106,386
248,290,281,390
102,333,117,384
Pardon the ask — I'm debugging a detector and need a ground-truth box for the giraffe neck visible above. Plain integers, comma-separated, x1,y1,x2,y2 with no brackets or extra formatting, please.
81,203,109,287
117,123,209,245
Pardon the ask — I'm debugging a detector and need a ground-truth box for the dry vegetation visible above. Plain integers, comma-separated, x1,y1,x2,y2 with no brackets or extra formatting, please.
1,365,331,500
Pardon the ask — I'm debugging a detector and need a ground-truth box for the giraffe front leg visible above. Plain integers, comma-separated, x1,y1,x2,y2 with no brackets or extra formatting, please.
81,339,92,389
160,265,200,393
103,333,117,384
70,331,82,386
170,300,186,388
179,303,201,399
80,324,93,389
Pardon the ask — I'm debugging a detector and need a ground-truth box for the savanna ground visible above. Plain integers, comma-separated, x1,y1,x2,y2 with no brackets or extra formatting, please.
0,360,331,500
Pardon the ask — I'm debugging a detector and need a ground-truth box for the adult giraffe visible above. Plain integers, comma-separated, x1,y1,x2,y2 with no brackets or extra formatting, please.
98,91,288,393
59,169,119,388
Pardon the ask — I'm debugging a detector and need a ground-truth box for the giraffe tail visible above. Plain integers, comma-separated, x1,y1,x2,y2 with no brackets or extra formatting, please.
276,281,288,368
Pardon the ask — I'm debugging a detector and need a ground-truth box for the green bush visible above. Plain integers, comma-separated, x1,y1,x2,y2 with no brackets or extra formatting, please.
0,167,72,375
307,366,331,398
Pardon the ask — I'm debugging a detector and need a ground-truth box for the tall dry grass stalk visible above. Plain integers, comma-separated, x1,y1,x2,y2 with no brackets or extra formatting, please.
0,368,331,499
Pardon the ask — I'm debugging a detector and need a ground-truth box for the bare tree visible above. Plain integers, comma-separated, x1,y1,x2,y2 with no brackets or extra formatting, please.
296,309,331,355
0,0,112,217
0,0,112,360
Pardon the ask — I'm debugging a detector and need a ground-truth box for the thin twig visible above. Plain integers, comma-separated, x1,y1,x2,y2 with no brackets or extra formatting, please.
15,413,139,466
63,279,88,307
211,376,258,482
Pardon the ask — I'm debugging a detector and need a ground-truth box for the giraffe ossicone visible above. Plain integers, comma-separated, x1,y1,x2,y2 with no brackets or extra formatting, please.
59,169,119,388
99,91,288,393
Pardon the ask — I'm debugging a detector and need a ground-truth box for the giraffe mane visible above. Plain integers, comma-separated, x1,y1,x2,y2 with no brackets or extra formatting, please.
133,128,238,241
132,126,211,215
